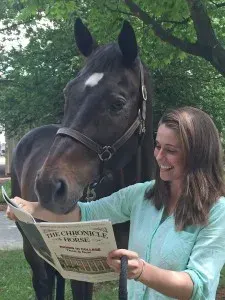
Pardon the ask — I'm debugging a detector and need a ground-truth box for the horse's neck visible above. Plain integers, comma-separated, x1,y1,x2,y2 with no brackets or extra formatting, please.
112,143,154,190
120,153,139,187
92,153,137,200
95,133,154,199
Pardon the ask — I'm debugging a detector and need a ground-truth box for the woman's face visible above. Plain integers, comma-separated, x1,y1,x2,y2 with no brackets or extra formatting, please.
154,124,185,186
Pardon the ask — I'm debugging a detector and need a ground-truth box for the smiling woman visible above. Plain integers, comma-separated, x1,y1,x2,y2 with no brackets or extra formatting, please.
154,124,185,186
148,106,225,227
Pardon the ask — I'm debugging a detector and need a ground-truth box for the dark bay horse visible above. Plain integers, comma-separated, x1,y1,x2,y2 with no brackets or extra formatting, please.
11,18,154,300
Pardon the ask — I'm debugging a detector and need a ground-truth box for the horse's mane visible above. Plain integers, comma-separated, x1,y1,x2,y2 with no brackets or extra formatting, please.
79,43,138,76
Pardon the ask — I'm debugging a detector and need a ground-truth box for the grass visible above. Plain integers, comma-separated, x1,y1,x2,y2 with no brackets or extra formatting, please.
0,250,118,300
0,250,33,299
1,250,225,299
0,180,11,204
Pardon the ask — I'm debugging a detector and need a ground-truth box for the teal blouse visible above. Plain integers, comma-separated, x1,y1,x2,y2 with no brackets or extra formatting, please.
78,181,225,299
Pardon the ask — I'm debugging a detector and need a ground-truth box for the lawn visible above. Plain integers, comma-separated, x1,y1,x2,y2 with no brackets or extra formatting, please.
0,250,118,300
0,180,11,204
1,250,225,299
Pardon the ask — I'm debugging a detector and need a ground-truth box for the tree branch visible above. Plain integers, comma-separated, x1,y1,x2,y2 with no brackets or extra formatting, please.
123,0,225,76
186,0,217,46
0,79,15,84
185,0,225,75
123,0,203,57
210,1,225,8
0,79,33,91
159,17,191,25
0,19,32,33
104,3,134,16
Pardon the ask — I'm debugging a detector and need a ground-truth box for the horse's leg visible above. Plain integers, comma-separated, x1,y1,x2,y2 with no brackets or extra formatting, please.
20,229,56,300
11,163,57,299
69,225,128,300
55,271,65,300
24,243,55,300
43,262,58,300
70,280,93,300
42,263,66,300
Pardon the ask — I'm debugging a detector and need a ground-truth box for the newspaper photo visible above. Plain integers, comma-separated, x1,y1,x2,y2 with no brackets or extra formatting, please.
2,187,119,283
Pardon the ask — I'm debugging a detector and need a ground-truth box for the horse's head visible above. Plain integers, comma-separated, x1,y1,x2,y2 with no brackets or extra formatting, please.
35,19,152,214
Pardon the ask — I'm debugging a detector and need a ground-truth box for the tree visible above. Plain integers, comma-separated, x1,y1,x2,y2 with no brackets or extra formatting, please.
2,1,225,76
0,0,225,137
0,21,81,137
153,56,225,134
123,0,225,76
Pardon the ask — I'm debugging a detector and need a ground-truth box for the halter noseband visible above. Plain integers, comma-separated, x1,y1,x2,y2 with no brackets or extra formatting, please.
57,114,141,162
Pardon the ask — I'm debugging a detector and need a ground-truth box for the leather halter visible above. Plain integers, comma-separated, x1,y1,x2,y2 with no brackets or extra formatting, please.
56,61,148,200
57,115,141,162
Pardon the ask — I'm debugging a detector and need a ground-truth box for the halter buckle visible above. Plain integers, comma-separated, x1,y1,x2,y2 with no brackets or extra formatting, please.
86,185,97,202
139,120,146,135
142,85,147,101
98,146,114,161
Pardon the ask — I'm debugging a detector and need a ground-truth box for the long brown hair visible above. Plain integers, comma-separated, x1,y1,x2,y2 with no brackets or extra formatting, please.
146,106,225,230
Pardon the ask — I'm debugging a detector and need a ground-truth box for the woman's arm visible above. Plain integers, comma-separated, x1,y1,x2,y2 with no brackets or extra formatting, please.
7,197,81,222
139,262,193,299
79,182,152,223
108,198,225,300
7,181,153,223
107,249,193,300
182,199,225,299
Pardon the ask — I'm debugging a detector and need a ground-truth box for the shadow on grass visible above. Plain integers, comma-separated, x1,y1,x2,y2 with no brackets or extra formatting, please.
0,250,118,300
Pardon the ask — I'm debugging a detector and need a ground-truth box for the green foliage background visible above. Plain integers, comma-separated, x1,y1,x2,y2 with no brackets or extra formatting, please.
0,0,225,138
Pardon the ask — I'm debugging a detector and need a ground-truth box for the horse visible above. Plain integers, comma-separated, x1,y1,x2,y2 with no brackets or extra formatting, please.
11,18,154,300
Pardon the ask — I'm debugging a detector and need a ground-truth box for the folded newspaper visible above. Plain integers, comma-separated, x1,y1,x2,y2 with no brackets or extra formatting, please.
2,187,119,283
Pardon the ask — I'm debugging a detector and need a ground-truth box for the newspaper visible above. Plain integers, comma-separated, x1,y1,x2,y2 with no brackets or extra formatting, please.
2,187,119,283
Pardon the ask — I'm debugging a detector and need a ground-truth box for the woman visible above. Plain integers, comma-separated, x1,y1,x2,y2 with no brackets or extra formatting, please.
7,106,225,299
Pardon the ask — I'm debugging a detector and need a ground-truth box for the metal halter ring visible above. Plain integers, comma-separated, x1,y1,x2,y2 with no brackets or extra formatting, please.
142,85,147,101
98,146,114,161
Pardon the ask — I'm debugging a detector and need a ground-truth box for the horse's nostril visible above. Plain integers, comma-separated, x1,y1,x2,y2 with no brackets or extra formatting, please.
55,180,66,198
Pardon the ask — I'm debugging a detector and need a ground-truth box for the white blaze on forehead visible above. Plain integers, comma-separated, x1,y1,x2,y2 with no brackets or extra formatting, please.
85,73,104,87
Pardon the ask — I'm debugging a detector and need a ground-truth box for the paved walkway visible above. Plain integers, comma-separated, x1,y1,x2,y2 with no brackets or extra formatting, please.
0,156,23,250
0,155,5,174
0,211,23,249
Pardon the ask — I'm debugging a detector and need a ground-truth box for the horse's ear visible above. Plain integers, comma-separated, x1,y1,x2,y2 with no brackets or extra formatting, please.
74,18,97,57
118,21,138,66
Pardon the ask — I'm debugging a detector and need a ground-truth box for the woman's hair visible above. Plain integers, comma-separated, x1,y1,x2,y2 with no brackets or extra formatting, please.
146,106,225,230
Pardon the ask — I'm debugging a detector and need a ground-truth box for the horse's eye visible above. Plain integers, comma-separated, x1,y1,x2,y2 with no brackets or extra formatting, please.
110,99,125,112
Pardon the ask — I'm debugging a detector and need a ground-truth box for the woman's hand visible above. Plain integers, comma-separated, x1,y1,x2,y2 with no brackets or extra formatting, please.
107,249,145,280
7,197,81,223
6,197,39,221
